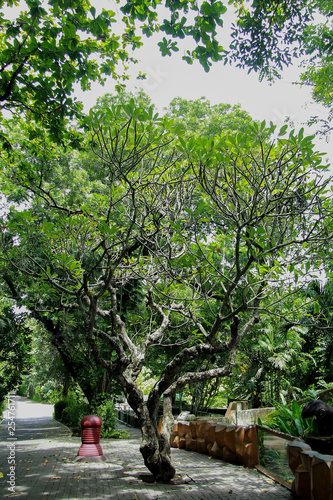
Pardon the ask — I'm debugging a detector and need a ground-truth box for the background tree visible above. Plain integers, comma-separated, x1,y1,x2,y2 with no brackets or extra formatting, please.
165,97,256,138
227,0,333,135
296,280,333,387
0,0,133,145
227,0,314,80
2,0,332,144
0,0,229,145
230,317,307,407
0,298,33,404
299,0,333,138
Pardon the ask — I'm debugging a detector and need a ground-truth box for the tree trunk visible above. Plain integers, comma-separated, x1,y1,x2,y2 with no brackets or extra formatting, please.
62,376,69,397
139,395,176,482
94,370,112,399
120,376,177,482
253,377,263,408
140,428,176,482
124,380,176,482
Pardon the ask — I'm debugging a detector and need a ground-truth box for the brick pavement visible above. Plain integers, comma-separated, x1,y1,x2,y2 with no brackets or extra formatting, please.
0,396,294,499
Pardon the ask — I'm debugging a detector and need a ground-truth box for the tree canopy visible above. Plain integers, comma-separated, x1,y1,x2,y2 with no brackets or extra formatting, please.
0,0,230,144
0,0,129,145
1,92,332,480
2,0,333,144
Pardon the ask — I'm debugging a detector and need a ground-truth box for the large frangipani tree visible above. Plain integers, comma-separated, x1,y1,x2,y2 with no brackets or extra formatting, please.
1,97,332,481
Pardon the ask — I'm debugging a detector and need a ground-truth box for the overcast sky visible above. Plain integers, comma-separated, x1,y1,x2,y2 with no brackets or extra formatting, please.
5,0,333,161
72,0,333,163
77,41,320,132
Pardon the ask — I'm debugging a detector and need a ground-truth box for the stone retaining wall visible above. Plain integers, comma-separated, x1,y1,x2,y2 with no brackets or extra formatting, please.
171,419,333,499
287,441,333,500
170,420,259,468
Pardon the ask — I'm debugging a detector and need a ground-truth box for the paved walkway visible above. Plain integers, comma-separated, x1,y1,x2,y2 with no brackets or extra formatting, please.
0,396,294,499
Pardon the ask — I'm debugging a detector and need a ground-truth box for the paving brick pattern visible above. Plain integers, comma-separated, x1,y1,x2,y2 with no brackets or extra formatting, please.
0,397,294,499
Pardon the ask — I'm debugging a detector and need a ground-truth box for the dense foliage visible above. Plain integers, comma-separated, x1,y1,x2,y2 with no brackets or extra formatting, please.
2,0,333,144
0,299,33,404
0,0,131,145
53,392,120,438
1,0,333,482
1,88,332,479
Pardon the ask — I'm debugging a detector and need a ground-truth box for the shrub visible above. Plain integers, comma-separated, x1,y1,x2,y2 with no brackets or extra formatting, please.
0,398,6,421
265,397,318,438
105,429,130,439
17,379,30,397
38,381,59,402
61,401,90,428
55,393,119,436
91,393,117,438
54,399,70,421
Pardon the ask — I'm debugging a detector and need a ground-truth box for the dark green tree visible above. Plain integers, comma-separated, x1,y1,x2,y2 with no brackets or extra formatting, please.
298,280,333,387
0,0,134,145
0,299,33,404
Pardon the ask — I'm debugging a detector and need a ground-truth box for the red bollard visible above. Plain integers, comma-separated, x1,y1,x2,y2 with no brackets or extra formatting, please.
76,415,107,462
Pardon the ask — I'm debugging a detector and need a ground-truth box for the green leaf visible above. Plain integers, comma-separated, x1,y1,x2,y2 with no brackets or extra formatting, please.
278,125,288,136
195,199,207,215
294,418,303,436
313,301,320,315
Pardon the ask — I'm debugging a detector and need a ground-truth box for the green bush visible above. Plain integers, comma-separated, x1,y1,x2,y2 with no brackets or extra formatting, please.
265,397,318,438
17,379,30,397
54,393,118,437
105,429,130,439
91,394,117,438
0,398,6,421
61,401,90,428
38,381,59,402
54,399,70,421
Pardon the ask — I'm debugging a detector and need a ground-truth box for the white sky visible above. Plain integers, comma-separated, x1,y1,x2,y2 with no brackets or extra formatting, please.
72,0,333,163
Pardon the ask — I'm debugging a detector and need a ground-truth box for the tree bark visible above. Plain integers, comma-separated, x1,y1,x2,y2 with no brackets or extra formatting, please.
121,377,176,482
140,407,176,482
